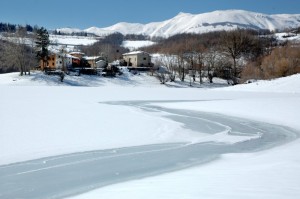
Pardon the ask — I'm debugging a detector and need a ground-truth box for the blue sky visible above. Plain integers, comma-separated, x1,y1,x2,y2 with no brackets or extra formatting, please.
1,0,299,29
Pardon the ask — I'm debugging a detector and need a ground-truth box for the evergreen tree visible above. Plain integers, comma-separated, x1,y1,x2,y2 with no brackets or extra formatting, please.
35,27,50,70
26,24,33,32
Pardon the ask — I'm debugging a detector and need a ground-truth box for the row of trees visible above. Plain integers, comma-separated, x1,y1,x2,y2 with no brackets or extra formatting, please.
52,30,91,37
143,29,278,84
242,44,300,81
0,26,50,75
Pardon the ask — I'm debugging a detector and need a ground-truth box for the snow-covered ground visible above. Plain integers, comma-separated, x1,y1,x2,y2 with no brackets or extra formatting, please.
121,40,156,51
275,32,300,43
48,36,155,53
50,35,99,46
0,71,300,199
48,34,100,53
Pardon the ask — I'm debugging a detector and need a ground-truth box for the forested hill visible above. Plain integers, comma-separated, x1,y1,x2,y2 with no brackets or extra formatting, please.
0,22,35,32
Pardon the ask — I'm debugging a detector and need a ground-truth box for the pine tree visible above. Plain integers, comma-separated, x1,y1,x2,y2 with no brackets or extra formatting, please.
35,27,50,70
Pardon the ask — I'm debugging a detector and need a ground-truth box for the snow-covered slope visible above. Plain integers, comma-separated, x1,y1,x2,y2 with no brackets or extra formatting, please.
218,73,300,93
121,40,156,50
57,10,300,37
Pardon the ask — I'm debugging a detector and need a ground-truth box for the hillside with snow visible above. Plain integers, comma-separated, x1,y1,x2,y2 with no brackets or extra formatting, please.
57,10,300,37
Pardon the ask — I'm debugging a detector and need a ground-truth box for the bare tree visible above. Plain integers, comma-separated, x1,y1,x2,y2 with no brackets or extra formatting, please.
3,27,33,75
194,47,205,84
173,53,187,82
160,54,176,81
220,29,251,84
204,47,219,83
152,59,167,84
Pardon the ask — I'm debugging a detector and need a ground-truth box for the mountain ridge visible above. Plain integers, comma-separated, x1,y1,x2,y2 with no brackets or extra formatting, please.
56,10,300,37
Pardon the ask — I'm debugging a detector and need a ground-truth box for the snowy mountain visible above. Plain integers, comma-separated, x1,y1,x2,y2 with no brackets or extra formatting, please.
56,10,300,37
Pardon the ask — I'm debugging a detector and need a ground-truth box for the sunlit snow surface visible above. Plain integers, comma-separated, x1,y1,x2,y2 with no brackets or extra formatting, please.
0,71,300,199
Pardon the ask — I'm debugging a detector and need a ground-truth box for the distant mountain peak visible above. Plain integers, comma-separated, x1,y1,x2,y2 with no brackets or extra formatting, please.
56,9,300,38
176,12,192,17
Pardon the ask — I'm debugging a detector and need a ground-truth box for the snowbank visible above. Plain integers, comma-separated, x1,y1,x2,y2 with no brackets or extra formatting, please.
217,73,300,93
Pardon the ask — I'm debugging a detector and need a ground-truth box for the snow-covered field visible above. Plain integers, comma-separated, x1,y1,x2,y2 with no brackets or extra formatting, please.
275,32,300,43
48,35,155,52
49,35,100,46
0,71,300,199
122,40,156,51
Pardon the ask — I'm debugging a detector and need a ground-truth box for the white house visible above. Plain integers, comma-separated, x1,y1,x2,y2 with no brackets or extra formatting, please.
122,51,152,67
83,56,107,68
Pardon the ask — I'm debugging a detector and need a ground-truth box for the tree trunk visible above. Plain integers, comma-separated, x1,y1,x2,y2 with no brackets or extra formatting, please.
233,57,237,84
199,71,203,84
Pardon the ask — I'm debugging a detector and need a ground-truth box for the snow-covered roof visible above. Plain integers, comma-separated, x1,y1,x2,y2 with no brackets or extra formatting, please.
83,56,102,60
96,60,106,64
123,51,149,56
69,52,85,55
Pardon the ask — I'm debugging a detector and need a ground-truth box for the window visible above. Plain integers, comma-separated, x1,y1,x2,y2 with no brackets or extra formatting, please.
143,57,147,60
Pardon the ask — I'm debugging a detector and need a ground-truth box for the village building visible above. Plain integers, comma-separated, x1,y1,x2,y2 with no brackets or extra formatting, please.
69,52,85,59
65,54,81,68
39,54,63,71
39,53,83,71
83,56,107,68
122,51,152,67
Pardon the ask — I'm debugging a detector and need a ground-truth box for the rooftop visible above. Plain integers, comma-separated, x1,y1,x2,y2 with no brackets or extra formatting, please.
123,51,149,56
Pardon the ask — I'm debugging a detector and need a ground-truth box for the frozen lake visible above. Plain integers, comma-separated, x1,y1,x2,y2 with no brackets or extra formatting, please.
0,101,298,199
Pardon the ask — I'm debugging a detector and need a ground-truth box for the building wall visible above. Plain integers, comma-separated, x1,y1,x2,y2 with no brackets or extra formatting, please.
65,57,73,68
55,55,63,69
85,57,107,68
123,55,138,67
123,52,151,67
87,60,96,68
39,54,63,70
137,53,151,67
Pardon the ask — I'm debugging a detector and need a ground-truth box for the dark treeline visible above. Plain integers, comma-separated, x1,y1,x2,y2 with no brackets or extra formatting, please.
124,34,150,41
80,33,129,62
0,22,36,32
0,40,18,73
51,30,97,37
0,38,37,74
